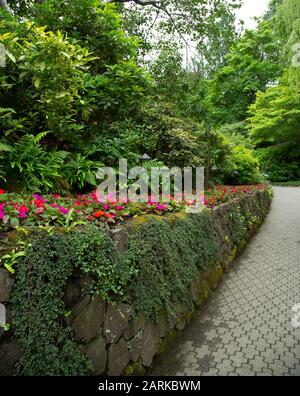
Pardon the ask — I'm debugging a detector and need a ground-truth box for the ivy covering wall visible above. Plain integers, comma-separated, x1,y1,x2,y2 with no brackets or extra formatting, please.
0,189,272,376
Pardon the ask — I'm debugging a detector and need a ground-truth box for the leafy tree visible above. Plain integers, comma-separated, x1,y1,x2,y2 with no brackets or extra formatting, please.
5,0,242,69
249,77,300,181
263,0,284,21
248,0,300,182
205,20,282,126
0,4,151,191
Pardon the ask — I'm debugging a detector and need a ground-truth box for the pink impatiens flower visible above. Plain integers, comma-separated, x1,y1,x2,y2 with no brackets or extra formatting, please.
18,204,29,219
0,204,5,220
57,206,70,215
156,203,168,211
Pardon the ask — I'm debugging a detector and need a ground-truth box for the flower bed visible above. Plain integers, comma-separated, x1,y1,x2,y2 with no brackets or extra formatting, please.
0,185,269,230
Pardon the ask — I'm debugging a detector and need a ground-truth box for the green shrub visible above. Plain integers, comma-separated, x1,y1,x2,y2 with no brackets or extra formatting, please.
0,4,151,192
6,133,69,192
220,145,263,185
0,19,91,141
256,148,300,182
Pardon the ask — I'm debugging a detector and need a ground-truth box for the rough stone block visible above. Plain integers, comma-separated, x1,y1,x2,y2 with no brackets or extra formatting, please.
85,336,107,375
104,303,132,344
0,337,21,375
128,332,143,362
207,264,223,290
72,295,106,342
141,323,159,367
191,278,210,307
110,227,128,252
123,314,146,341
158,308,167,338
0,269,14,303
176,318,186,331
64,278,81,307
108,338,130,376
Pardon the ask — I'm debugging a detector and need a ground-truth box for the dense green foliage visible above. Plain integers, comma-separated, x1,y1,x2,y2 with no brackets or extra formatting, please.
0,0,268,191
12,230,91,375
125,212,218,319
0,0,299,187
0,2,150,191
206,21,281,126
8,189,271,375
11,225,134,375
248,0,300,182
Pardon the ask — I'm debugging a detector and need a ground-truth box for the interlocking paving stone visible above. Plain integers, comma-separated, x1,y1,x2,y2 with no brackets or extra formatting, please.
149,188,300,376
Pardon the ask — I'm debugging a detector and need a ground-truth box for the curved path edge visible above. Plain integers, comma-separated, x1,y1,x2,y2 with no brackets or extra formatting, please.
149,187,300,376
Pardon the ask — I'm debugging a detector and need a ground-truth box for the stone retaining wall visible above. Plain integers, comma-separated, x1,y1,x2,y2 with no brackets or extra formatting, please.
0,190,272,376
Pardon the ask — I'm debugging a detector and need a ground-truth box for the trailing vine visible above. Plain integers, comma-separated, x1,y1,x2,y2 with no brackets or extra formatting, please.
124,210,218,320
10,224,134,376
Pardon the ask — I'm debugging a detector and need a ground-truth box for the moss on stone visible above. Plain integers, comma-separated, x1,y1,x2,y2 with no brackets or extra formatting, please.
157,329,178,354
185,306,196,324
207,264,223,290
222,246,238,270
124,360,146,376
195,279,211,306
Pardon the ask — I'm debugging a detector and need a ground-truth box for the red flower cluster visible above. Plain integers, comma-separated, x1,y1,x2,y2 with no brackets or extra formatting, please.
0,185,269,230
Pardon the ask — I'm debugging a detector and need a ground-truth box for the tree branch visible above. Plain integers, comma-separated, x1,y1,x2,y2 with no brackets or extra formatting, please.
157,3,190,48
107,0,163,6
108,0,191,49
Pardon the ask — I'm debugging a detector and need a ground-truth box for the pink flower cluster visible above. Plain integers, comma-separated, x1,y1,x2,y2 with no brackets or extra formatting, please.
0,185,269,230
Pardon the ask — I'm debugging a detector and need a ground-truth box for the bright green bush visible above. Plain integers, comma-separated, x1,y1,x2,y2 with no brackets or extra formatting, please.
0,19,91,140
220,145,263,185
32,0,140,72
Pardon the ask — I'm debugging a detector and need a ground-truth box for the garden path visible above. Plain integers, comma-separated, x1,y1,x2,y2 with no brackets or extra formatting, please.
149,187,300,376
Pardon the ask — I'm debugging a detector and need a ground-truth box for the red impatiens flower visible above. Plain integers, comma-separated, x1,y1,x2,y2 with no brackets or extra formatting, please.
93,210,106,218
33,199,45,208
0,189,5,194
105,213,115,219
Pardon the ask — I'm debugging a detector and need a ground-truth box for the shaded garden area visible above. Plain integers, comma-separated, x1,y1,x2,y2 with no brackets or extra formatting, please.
0,0,299,378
